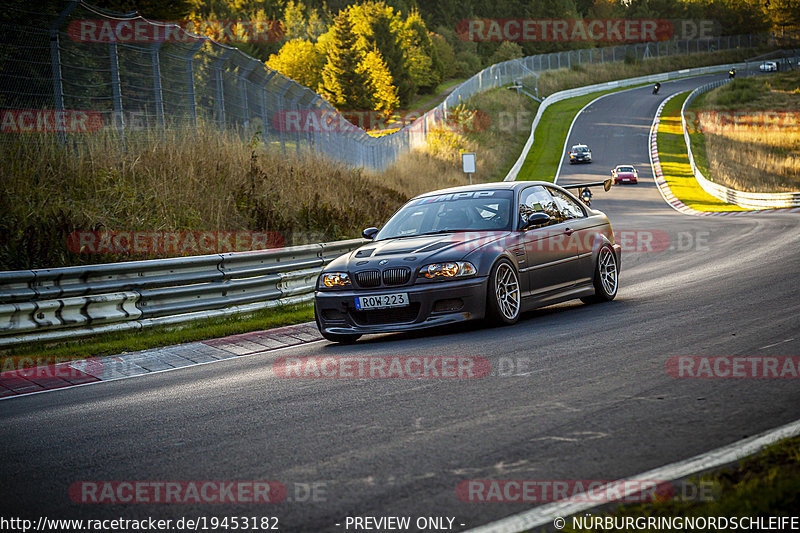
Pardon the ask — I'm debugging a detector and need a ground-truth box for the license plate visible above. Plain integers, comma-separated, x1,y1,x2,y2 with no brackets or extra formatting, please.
355,293,409,310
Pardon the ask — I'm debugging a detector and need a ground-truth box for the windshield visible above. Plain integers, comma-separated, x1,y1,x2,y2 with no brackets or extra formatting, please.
573,146,589,153
617,166,634,172
375,190,514,240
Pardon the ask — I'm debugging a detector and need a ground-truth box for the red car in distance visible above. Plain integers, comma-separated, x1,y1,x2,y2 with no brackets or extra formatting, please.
612,165,639,185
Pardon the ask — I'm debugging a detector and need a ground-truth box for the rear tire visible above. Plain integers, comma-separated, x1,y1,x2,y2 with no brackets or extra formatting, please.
315,305,361,344
485,259,521,325
580,246,618,304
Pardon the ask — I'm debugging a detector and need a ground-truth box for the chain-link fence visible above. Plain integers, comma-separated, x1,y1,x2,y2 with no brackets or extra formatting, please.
0,1,776,170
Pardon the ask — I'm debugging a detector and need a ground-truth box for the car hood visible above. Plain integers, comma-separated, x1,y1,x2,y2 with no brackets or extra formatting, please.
327,231,512,271
616,172,635,177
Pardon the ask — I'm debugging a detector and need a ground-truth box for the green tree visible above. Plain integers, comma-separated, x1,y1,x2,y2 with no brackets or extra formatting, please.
319,11,373,111
431,33,456,80
348,1,413,105
402,11,440,93
489,41,524,64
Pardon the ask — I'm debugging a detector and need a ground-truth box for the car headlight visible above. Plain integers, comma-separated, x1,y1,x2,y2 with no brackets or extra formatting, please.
320,272,351,288
420,261,477,279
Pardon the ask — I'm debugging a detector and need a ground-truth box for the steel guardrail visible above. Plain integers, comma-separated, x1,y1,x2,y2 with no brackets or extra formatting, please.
0,239,364,346
681,78,800,209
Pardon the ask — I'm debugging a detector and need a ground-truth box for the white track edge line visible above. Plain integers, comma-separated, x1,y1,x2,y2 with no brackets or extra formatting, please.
465,417,800,533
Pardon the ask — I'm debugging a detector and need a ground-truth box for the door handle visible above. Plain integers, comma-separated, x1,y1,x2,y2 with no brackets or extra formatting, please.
564,227,574,235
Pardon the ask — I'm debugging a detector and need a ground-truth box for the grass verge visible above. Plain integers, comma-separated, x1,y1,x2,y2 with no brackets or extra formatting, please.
685,69,800,193
562,436,800,532
0,303,313,369
657,92,746,212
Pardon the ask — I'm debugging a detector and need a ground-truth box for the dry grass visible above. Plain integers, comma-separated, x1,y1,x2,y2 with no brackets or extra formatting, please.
0,125,406,269
0,88,534,270
688,69,800,193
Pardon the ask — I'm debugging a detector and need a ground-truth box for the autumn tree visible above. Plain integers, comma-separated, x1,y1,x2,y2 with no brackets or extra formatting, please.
319,11,374,111
282,0,327,42
348,1,413,105
358,49,399,115
266,39,326,89
403,11,441,93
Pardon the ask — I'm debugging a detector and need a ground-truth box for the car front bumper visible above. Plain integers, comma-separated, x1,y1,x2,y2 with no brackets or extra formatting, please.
315,277,488,336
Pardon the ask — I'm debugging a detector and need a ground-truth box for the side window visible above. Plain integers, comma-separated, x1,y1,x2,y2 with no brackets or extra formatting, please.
547,187,586,220
518,186,564,226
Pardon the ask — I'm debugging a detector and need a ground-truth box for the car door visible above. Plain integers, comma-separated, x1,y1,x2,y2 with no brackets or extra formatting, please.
517,186,575,297
546,186,595,287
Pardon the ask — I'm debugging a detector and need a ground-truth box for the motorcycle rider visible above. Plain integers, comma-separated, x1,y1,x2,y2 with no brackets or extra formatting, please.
580,187,592,206
652,82,661,94
729,67,736,79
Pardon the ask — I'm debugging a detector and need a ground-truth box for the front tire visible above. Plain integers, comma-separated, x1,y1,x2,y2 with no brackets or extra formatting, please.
485,259,521,325
581,246,618,304
315,304,361,344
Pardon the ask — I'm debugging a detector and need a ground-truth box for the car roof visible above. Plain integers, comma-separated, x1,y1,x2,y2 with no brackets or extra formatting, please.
616,164,635,168
412,180,559,200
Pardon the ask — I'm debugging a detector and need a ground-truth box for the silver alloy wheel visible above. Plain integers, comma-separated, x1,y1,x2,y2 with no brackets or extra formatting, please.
599,248,618,296
494,262,520,320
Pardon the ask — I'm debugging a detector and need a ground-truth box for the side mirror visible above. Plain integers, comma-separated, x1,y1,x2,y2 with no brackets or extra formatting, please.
521,212,550,231
603,178,612,192
362,227,379,240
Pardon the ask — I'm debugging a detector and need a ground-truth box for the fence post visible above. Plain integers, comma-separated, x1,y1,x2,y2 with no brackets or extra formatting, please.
309,95,322,154
238,60,257,129
151,42,165,128
109,42,124,137
213,48,234,127
260,71,276,147
49,0,79,145
184,38,205,127
289,93,303,157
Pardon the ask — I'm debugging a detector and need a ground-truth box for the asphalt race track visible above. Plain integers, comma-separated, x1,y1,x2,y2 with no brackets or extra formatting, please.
2,74,799,531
